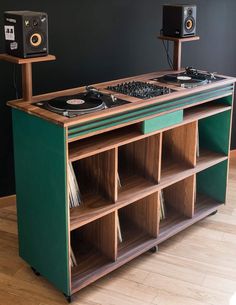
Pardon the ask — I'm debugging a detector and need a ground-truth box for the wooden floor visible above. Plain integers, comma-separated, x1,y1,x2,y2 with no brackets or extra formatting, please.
0,155,236,305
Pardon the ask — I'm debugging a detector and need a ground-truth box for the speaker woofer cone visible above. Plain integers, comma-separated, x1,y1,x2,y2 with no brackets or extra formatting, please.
184,17,195,32
186,19,193,30
30,33,42,47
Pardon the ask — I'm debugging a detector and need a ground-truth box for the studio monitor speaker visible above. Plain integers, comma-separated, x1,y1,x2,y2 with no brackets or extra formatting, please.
4,11,49,58
162,5,197,38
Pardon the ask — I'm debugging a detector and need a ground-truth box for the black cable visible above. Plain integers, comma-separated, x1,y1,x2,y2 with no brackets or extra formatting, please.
160,29,173,70
13,64,19,99
162,39,173,70
167,40,173,69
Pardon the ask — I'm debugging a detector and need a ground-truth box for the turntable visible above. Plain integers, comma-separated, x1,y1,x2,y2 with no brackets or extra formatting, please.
155,67,225,88
33,87,130,117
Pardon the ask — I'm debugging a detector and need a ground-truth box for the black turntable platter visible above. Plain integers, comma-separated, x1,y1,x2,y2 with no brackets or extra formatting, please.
154,67,224,88
158,73,208,87
33,90,130,117
47,94,105,112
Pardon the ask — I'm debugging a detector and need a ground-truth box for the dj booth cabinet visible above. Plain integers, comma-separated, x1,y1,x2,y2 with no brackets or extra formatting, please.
9,73,234,300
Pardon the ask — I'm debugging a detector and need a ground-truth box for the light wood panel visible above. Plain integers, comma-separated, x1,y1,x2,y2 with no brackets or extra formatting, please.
0,53,56,64
119,192,160,239
80,212,117,261
162,121,197,169
119,134,161,184
163,175,195,218
75,148,117,202
158,35,200,43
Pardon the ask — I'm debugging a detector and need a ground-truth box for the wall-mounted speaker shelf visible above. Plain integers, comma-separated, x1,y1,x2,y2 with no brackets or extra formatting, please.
0,53,56,101
158,35,200,71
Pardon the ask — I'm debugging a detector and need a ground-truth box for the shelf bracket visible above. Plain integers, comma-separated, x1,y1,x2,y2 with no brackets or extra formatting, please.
0,54,56,102
158,35,200,71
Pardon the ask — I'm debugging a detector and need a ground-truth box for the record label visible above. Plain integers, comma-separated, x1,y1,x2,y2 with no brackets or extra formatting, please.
66,99,85,105
177,76,192,81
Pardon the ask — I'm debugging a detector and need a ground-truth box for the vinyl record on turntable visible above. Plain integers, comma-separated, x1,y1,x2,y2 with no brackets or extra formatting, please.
157,73,208,88
33,90,130,117
47,94,105,112
36,93,106,116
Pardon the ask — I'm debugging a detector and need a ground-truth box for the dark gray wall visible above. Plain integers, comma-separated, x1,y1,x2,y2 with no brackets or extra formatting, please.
1,0,236,196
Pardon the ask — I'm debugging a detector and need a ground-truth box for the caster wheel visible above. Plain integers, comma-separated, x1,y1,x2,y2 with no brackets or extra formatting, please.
209,210,218,216
31,267,41,276
149,245,158,253
63,293,72,303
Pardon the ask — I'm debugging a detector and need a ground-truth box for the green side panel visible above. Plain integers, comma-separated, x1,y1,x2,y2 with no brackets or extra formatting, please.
12,109,70,295
199,110,231,155
197,160,228,203
216,95,233,106
68,85,233,139
141,110,183,134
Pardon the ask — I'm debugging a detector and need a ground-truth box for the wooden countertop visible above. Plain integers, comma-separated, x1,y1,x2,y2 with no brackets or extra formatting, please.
7,70,236,127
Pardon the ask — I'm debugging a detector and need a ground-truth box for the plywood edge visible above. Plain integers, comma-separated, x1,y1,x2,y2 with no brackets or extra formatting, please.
0,53,56,64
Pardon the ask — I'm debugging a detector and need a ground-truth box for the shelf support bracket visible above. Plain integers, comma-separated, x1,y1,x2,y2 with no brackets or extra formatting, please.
158,35,200,71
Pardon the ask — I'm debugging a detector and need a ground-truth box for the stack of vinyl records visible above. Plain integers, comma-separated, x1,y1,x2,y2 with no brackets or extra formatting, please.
68,162,82,208
117,173,123,243
159,190,166,220
117,212,123,243
70,246,78,267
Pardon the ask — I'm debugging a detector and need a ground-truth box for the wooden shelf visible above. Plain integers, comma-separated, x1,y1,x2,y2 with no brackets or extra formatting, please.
70,192,113,230
197,149,227,165
69,125,140,161
195,193,222,214
68,102,231,162
0,53,56,101
117,219,154,258
158,35,200,42
71,242,112,292
184,103,231,121
69,150,227,230
159,194,222,241
0,53,56,64
158,35,200,70
71,193,222,294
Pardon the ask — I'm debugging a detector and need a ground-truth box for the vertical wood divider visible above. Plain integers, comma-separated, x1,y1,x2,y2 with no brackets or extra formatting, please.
83,212,117,261
114,147,118,202
122,192,160,238
145,134,162,183
157,133,163,183
163,121,197,168
114,147,118,260
114,210,118,261
163,175,195,218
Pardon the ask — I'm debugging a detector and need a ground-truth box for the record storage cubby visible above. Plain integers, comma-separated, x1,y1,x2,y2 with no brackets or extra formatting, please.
11,92,233,298
68,96,232,294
